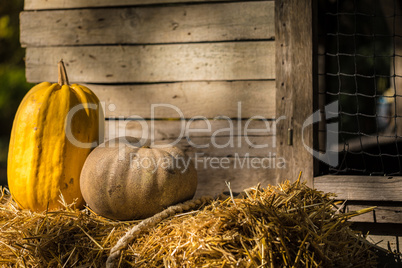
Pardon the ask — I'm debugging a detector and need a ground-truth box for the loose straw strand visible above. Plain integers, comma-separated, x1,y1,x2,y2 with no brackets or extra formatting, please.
106,196,213,268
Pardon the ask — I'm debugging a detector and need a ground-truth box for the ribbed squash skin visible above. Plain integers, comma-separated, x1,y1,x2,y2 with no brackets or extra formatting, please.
7,81,104,211
80,137,198,220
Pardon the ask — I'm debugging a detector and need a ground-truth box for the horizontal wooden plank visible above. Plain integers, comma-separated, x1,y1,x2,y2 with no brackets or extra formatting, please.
104,119,277,157
25,42,275,83
24,0,252,10
137,136,275,158
104,119,276,140
345,204,402,224
194,157,278,198
92,81,275,118
351,222,402,254
314,175,402,202
21,2,274,47
364,233,402,255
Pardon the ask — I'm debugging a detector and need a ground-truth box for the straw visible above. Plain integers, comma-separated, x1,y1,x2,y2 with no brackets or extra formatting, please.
0,179,383,267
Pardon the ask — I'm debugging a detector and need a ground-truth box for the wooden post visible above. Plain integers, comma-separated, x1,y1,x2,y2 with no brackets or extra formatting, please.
275,0,316,185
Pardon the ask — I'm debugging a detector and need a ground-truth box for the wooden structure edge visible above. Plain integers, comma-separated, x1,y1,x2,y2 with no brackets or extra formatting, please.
275,0,315,186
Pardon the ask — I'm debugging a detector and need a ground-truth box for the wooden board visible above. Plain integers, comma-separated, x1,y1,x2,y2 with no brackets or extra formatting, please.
194,157,278,198
20,2,274,47
104,119,277,139
275,0,315,185
114,136,275,158
351,222,402,254
314,175,402,202
365,233,402,255
104,119,277,157
25,42,275,83
24,0,258,10
90,81,275,119
345,204,402,224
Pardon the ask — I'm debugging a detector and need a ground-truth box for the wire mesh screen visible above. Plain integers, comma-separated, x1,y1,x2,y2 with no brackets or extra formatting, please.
317,0,402,175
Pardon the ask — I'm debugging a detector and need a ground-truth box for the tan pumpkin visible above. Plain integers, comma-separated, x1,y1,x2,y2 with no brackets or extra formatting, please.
7,60,104,211
80,136,198,220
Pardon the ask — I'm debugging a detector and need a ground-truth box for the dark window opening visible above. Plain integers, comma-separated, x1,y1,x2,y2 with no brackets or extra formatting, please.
317,0,402,175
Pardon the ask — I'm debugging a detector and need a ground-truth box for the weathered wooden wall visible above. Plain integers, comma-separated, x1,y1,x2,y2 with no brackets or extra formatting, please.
21,1,277,197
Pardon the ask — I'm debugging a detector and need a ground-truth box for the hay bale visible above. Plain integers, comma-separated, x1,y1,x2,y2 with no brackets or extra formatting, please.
0,179,378,267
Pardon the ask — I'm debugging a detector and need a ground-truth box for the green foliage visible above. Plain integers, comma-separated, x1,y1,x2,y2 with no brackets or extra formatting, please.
0,15,13,39
0,74,32,183
0,66,32,134
0,0,34,185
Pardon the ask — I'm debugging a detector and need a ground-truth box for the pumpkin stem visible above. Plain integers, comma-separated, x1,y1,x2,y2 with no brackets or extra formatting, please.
58,60,70,86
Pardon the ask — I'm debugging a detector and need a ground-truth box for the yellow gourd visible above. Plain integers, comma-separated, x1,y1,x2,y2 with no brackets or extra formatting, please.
7,60,104,211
